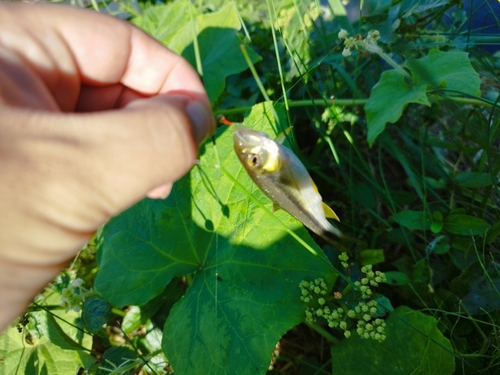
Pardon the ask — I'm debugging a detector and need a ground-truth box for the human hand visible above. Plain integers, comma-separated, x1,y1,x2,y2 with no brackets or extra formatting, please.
0,3,215,330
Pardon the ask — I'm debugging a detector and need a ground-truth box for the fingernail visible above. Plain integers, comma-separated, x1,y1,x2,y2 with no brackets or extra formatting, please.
147,183,172,199
186,101,214,145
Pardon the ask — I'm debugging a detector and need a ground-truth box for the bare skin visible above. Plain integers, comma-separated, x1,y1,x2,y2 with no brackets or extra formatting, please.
0,3,215,330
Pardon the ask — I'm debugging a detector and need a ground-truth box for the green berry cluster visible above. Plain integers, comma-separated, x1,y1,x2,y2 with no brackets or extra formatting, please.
354,265,387,299
299,278,328,304
338,252,349,269
357,317,387,341
299,256,388,342
348,300,387,342
301,278,353,336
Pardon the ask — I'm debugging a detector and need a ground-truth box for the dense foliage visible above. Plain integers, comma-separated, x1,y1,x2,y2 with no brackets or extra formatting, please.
1,0,499,374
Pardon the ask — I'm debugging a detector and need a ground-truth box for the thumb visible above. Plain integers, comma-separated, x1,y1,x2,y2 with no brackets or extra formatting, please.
14,94,214,233
77,94,215,221
0,94,214,330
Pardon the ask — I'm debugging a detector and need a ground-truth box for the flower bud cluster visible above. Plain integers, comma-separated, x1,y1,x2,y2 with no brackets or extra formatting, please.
338,252,350,269
60,278,89,313
338,29,381,57
300,256,388,342
357,317,387,342
354,264,387,299
299,278,329,304
350,300,386,341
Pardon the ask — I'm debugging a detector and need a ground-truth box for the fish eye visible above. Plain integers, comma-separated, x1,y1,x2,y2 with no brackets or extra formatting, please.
248,153,260,167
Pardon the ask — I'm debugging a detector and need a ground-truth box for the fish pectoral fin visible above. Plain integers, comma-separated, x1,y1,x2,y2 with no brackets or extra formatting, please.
274,126,294,144
322,202,340,222
273,203,281,212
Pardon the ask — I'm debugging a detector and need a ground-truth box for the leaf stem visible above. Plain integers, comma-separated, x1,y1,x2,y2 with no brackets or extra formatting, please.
112,307,126,317
189,1,203,77
240,44,271,103
216,94,498,117
365,43,411,79
306,322,340,344
216,98,367,116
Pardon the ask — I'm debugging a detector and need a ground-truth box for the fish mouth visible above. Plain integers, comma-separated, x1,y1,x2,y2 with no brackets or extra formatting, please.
234,127,269,148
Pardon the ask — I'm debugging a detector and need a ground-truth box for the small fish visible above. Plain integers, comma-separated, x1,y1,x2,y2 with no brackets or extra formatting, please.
233,126,346,245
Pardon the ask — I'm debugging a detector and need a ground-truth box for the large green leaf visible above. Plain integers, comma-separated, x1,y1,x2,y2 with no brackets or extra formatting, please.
0,329,79,375
366,50,480,145
406,50,481,95
133,1,260,103
0,294,94,374
365,70,429,145
131,1,198,47
331,306,455,375
96,102,335,375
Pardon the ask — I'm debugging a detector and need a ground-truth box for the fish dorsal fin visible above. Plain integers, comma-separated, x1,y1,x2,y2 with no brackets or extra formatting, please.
274,126,293,144
322,202,340,222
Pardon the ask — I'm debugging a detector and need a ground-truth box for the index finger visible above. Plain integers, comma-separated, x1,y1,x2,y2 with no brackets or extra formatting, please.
0,3,208,110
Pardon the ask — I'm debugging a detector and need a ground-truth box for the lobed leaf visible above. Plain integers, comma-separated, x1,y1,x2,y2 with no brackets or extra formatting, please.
96,102,335,375
365,70,429,145
131,1,197,47
406,50,481,95
0,294,94,374
331,306,455,375
366,50,480,145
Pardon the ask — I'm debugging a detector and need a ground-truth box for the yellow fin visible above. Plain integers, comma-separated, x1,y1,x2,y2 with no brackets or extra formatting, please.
312,180,319,194
322,202,340,222
274,126,293,144
312,180,340,221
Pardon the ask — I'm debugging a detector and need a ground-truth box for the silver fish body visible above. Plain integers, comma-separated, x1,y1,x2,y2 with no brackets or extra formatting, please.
233,126,343,243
